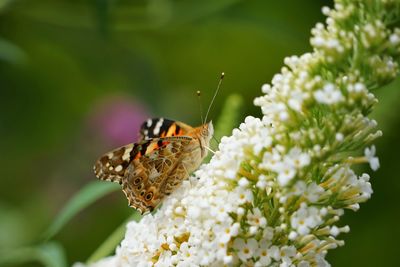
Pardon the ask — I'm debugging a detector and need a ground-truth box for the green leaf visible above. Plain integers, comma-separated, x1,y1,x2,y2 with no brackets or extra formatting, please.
213,94,244,141
371,77,400,133
0,37,26,64
42,181,120,241
87,213,141,264
0,0,13,11
0,242,66,267
205,93,244,163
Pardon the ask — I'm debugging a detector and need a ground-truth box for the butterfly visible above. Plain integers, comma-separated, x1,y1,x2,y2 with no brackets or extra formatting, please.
94,73,224,214
94,118,214,214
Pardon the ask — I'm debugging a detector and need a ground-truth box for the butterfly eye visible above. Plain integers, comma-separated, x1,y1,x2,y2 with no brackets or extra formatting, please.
133,177,142,185
145,192,153,201
201,127,208,136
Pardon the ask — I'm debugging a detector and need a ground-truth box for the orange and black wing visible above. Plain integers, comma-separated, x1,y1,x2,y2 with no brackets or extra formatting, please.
94,136,193,213
139,118,193,140
94,138,169,183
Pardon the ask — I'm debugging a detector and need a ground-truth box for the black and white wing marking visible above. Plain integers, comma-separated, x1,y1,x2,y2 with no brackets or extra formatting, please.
94,143,137,184
139,118,176,140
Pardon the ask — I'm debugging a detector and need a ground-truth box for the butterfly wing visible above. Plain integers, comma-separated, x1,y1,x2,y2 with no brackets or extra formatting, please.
122,136,194,213
94,136,194,214
139,118,194,140
94,143,137,184
94,137,179,184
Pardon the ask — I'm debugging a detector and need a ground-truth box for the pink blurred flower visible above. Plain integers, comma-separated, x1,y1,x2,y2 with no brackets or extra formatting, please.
88,95,150,147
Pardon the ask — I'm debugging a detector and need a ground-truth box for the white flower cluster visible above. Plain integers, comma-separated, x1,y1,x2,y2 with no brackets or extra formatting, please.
82,1,400,266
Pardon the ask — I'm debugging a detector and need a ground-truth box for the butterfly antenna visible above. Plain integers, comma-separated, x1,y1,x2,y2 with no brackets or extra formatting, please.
204,72,224,123
196,90,205,124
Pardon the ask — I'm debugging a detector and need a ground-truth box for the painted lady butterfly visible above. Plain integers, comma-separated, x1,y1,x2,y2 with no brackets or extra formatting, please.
94,118,214,214
94,118,213,214
94,73,224,214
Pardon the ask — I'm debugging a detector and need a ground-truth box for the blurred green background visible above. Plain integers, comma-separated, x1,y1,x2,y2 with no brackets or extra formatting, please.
1,0,399,266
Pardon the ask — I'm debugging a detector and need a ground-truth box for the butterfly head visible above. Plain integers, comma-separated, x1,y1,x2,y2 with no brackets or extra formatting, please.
201,121,214,141
196,121,213,158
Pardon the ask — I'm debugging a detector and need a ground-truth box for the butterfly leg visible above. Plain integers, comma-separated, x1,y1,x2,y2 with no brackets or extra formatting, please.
205,146,216,154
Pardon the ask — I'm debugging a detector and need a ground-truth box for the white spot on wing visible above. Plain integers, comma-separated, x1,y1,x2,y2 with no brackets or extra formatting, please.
122,146,133,161
146,119,152,127
115,165,123,172
122,153,130,161
153,118,164,135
